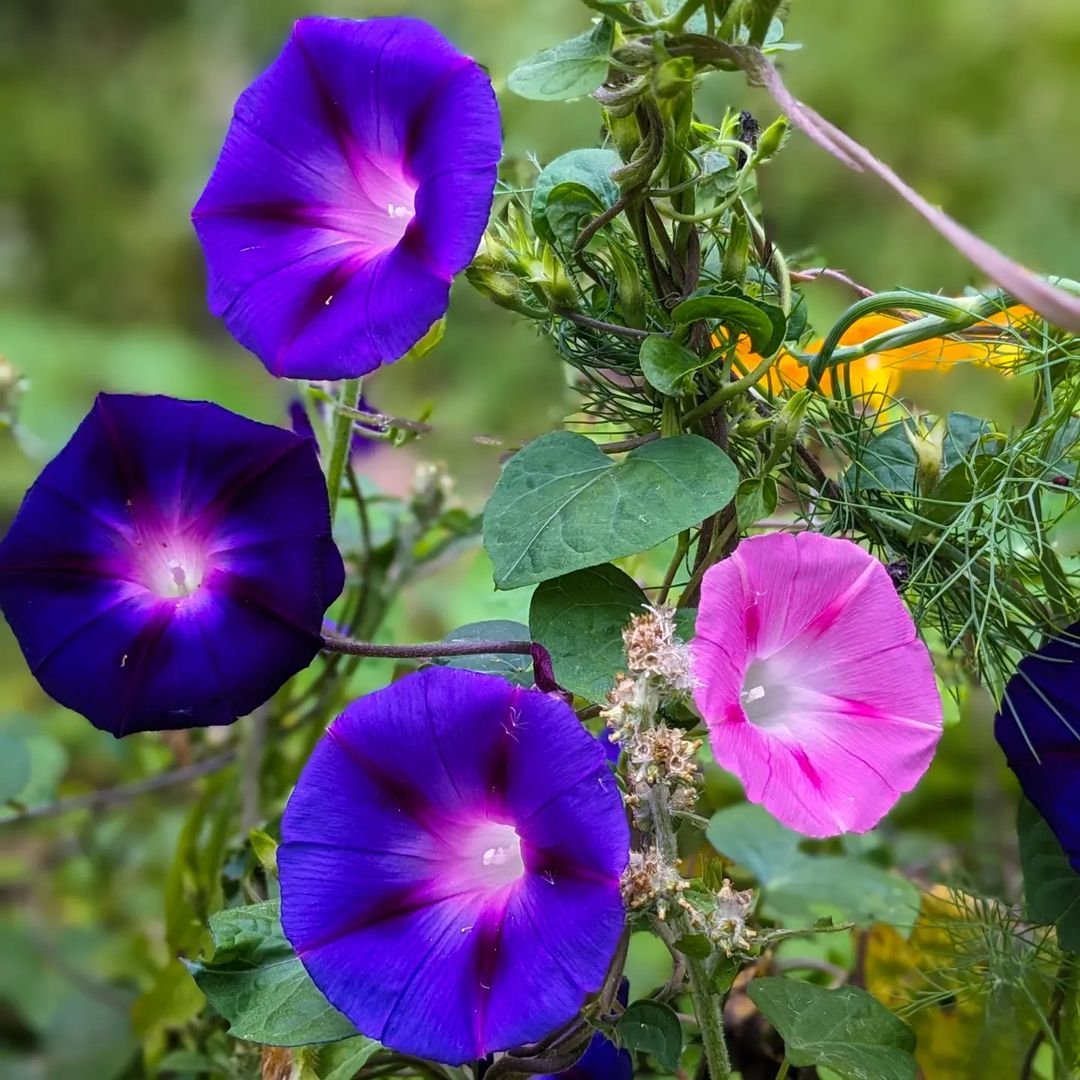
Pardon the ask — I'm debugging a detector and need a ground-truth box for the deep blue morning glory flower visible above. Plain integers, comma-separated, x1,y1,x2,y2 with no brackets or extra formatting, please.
0,394,344,736
995,621,1080,866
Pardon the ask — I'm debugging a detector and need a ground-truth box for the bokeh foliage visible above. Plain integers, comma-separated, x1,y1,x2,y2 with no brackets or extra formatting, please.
1,0,1078,1077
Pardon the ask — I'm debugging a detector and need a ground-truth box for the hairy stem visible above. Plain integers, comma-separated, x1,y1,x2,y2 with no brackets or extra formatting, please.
322,637,534,659
327,377,361,522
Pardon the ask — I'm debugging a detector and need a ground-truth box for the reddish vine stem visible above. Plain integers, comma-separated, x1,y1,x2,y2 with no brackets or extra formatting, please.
322,637,535,659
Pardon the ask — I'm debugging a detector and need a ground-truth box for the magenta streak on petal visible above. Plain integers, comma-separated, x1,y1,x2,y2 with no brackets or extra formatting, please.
114,605,176,738
791,747,823,791
324,724,448,838
470,900,507,1057
786,560,878,652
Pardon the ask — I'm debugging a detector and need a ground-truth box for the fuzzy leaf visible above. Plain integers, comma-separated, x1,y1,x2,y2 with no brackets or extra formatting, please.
672,293,786,355
484,432,737,589
530,563,647,702
532,148,621,246
507,19,614,102
185,900,359,1047
748,978,917,1080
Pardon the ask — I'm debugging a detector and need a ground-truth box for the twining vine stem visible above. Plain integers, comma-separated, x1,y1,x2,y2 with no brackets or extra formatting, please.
321,636,536,659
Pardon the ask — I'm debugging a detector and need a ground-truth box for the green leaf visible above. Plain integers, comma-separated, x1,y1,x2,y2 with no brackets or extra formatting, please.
434,619,535,686
318,1036,382,1080
185,900,358,1046
1017,798,1080,951
671,293,786,356
672,933,713,960
846,412,993,494
748,978,917,1080
532,148,621,247
707,804,919,932
507,19,614,102
918,453,1007,532
0,732,31,802
530,564,646,702
483,432,738,589
615,999,683,1070
735,476,778,529
639,334,715,396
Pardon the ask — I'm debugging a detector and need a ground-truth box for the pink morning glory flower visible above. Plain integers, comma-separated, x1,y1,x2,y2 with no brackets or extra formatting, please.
691,531,943,837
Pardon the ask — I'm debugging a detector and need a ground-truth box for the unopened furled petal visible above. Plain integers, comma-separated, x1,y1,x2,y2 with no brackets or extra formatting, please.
995,622,1080,866
278,667,629,1065
0,394,344,735
691,531,942,836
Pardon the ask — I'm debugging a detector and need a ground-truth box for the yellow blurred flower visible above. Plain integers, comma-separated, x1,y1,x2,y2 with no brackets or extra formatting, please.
726,306,1033,398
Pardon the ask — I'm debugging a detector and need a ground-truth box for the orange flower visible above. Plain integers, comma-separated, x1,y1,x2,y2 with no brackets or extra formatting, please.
726,306,1032,398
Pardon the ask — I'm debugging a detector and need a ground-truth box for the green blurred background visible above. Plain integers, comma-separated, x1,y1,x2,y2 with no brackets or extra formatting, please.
0,0,1076,1075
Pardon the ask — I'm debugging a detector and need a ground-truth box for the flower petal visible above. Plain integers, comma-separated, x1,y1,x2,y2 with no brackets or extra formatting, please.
192,16,500,380
995,624,1080,867
692,532,942,836
278,668,629,1064
0,394,343,735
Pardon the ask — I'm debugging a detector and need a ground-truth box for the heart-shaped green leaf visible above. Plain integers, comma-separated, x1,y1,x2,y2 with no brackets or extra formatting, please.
615,999,683,1070
507,19,614,102
530,564,647,701
532,149,621,246
184,900,359,1047
748,978,917,1080
639,334,715,396
672,294,786,356
483,432,738,589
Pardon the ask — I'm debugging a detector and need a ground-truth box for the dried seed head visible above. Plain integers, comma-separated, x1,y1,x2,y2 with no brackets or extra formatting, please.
623,604,696,692
621,846,689,918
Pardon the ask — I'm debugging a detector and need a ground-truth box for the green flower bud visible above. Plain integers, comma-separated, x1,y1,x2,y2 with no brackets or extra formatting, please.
651,56,695,101
903,417,947,495
721,212,750,286
466,259,538,318
754,116,789,163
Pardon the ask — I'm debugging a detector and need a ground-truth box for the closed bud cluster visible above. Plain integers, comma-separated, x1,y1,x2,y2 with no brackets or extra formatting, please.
623,604,696,694
621,846,690,922
410,460,455,521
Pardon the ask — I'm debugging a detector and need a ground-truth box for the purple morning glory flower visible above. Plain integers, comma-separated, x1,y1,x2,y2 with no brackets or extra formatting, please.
0,394,344,737
539,979,633,1080
995,622,1080,866
192,16,502,380
278,666,629,1065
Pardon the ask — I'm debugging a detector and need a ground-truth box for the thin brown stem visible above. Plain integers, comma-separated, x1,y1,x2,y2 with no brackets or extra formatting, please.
553,308,653,341
322,636,534,660
3,750,237,825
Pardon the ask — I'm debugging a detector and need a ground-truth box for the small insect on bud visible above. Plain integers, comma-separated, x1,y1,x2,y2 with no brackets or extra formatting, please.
1051,475,1071,488
886,559,910,588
